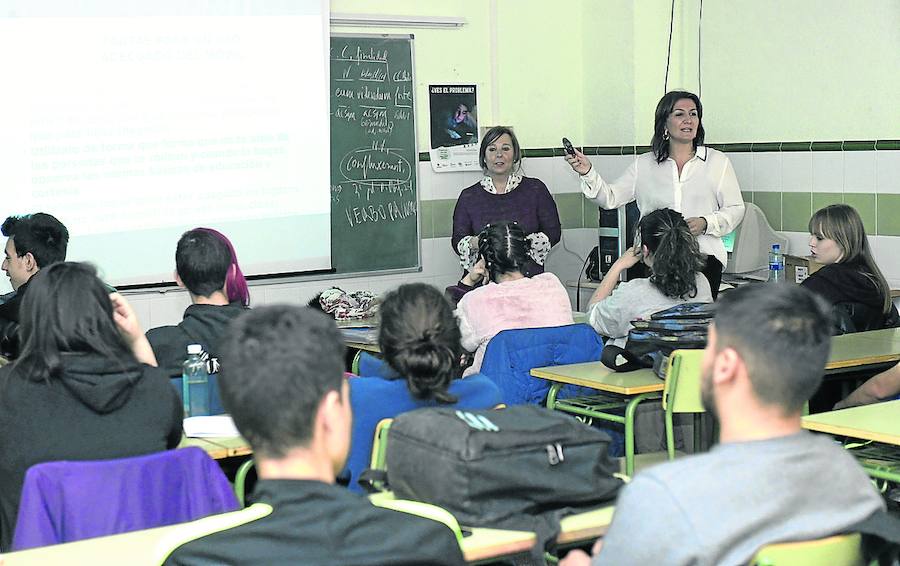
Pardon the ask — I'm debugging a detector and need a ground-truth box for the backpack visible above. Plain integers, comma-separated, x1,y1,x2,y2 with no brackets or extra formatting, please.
601,302,715,378
383,406,623,558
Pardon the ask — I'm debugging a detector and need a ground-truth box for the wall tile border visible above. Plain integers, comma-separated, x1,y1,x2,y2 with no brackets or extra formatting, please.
418,140,900,161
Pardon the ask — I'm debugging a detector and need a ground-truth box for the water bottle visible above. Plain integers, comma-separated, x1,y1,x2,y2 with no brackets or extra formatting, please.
768,244,784,283
182,344,210,417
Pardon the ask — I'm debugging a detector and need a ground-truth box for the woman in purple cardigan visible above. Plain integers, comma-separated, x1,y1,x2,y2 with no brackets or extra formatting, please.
448,127,561,302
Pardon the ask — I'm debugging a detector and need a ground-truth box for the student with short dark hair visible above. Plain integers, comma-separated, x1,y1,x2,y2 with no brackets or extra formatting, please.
346,283,502,492
587,208,713,347
561,284,884,566
455,221,573,376
146,228,249,376
164,305,465,565
0,213,69,359
0,262,181,550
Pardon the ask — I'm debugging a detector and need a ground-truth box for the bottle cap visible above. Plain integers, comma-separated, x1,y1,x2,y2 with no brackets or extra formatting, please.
187,344,202,355
772,244,781,251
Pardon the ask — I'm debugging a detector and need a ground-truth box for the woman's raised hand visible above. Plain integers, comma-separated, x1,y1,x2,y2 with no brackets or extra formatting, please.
564,147,592,175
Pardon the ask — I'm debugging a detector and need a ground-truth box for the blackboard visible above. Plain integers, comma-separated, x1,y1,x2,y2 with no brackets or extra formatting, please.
330,34,419,275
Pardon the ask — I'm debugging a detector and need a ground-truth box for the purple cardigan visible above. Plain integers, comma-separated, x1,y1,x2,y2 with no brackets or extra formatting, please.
451,176,562,252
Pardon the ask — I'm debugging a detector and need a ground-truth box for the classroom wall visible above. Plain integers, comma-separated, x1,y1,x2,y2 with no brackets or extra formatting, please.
126,1,900,326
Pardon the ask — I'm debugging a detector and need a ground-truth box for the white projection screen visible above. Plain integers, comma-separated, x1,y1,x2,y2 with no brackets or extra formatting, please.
0,0,331,292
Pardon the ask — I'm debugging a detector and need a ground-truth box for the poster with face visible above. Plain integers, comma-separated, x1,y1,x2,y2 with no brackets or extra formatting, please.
429,84,479,172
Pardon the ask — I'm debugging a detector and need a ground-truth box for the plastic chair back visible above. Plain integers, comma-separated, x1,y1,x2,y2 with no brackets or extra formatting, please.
752,533,864,566
662,350,706,459
662,350,705,414
370,418,393,471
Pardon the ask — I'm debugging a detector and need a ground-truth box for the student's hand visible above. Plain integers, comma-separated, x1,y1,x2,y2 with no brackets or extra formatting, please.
611,246,642,271
686,216,708,236
110,292,143,344
564,147,592,176
559,549,593,566
469,235,479,251
111,292,159,367
461,258,487,286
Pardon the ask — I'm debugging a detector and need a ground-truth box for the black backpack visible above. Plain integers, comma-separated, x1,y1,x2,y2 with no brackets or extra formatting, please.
601,302,715,378
382,406,623,559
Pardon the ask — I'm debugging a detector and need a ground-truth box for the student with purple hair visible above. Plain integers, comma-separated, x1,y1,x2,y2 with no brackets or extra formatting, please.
146,228,250,378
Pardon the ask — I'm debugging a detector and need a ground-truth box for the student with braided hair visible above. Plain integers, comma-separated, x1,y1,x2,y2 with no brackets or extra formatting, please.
588,208,713,347
455,221,573,377
345,283,501,492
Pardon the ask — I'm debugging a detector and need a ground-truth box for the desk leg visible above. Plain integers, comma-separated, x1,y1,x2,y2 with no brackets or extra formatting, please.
546,383,562,410
624,393,658,477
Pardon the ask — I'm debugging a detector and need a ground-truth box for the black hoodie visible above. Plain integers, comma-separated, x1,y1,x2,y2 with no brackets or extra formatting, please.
146,302,249,377
0,354,182,550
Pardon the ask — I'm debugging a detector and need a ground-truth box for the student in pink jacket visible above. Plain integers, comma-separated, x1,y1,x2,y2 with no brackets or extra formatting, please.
455,221,573,376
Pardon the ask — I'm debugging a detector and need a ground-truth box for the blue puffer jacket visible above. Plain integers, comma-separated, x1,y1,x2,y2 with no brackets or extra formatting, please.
479,323,603,406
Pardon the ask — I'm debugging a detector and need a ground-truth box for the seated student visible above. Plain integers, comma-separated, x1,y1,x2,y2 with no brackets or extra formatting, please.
164,306,465,565
835,362,900,409
346,283,502,492
146,228,250,376
455,221,573,376
0,262,182,551
0,213,69,359
802,204,895,332
560,284,884,566
587,208,713,347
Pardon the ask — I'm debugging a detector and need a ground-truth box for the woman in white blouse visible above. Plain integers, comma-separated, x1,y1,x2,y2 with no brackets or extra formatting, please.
564,91,744,297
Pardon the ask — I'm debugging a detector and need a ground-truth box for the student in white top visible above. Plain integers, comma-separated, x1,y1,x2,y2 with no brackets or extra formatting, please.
587,208,713,347
564,90,744,298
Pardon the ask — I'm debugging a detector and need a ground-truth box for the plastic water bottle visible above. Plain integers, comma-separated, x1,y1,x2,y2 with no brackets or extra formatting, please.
182,344,209,417
768,244,784,283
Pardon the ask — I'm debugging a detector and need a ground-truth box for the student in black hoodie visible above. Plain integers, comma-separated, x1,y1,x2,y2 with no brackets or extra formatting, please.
0,262,182,550
802,204,895,333
146,228,250,376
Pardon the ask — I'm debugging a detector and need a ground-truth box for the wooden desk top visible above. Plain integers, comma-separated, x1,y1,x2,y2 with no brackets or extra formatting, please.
827,328,900,371
531,362,663,395
802,400,900,446
462,527,537,562
557,506,615,545
178,436,251,460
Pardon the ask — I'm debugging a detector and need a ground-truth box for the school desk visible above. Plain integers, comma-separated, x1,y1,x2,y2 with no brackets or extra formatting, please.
802,400,900,483
0,519,538,565
178,435,251,460
802,400,900,446
826,328,900,373
530,362,663,476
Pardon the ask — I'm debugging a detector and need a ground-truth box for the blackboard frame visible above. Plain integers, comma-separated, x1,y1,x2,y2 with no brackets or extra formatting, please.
328,33,422,279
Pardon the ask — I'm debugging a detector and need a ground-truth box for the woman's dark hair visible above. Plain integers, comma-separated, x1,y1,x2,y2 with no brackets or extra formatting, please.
478,221,529,283
478,126,521,174
640,208,705,299
650,90,705,163
378,283,461,404
15,262,135,381
809,204,891,314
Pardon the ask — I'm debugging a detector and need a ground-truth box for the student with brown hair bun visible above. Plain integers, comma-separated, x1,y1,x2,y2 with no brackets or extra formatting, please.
345,283,501,493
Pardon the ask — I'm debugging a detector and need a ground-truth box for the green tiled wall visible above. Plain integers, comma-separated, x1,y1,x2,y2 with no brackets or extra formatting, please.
420,190,897,239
